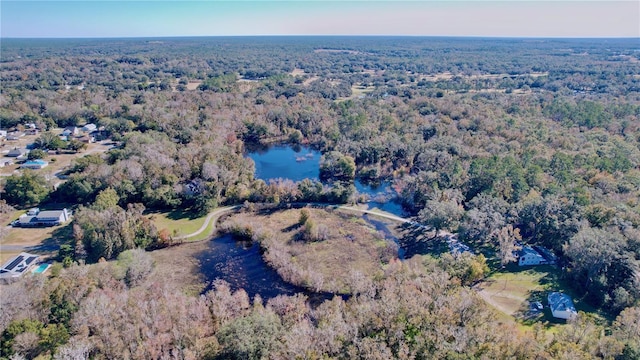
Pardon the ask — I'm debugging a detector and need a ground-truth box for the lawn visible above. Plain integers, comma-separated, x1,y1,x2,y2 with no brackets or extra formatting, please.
475,264,608,329
147,210,208,239
475,266,550,317
0,250,21,264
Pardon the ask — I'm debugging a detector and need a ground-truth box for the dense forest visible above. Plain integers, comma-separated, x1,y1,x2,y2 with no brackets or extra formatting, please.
1,37,640,359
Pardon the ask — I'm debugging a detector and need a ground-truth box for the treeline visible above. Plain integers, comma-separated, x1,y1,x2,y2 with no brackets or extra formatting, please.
2,253,639,359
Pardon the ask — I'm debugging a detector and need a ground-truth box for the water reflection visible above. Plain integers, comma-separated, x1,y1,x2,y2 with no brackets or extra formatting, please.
198,234,345,304
247,144,407,216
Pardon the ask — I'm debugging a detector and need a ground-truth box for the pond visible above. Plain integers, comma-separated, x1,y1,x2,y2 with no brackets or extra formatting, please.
198,144,408,301
197,234,343,303
247,144,407,217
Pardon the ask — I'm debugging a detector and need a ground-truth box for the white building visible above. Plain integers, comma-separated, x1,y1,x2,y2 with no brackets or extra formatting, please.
518,246,548,266
0,252,39,278
82,123,97,132
548,292,577,320
17,208,71,227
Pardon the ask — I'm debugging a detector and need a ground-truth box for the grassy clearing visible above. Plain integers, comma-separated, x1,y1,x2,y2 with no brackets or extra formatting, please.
1,224,68,246
475,264,608,330
476,267,549,316
149,241,209,296
182,215,219,242
148,210,208,238
0,250,21,264
0,209,23,225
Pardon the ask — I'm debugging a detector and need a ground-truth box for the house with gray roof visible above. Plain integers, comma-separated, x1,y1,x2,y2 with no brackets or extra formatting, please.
17,208,71,227
548,292,577,320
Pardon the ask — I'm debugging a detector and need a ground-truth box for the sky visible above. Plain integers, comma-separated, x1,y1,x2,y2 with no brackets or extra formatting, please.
1,1,638,38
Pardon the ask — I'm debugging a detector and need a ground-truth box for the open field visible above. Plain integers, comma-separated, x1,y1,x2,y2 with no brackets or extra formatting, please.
185,81,202,90
302,76,319,86
148,240,209,295
148,210,208,239
350,84,375,97
0,223,70,263
474,264,607,328
335,84,376,101
475,268,548,317
148,205,240,242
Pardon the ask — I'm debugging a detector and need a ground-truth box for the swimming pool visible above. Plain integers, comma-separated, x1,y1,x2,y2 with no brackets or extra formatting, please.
31,263,50,274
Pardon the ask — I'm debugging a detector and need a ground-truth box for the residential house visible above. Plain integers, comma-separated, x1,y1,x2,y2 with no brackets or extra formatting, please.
548,292,577,319
0,130,7,138
62,126,79,137
0,252,39,279
534,246,557,264
6,132,24,141
6,148,28,158
518,246,548,266
17,208,71,227
25,128,39,136
82,123,97,133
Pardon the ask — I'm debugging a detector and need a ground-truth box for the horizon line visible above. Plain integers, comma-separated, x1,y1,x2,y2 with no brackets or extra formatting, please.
2,35,639,40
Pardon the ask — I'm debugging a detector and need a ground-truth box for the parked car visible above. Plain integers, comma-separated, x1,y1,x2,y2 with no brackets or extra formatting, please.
534,301,543,310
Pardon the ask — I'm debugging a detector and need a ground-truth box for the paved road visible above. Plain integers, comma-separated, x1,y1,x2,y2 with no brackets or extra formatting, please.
175,205,241,240
175,203,441,241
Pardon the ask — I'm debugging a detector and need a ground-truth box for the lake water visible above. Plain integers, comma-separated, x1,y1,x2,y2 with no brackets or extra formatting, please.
198,234,343,303
248,144,407,216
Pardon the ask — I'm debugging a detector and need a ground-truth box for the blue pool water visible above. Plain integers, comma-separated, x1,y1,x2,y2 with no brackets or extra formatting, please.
32,263,50,274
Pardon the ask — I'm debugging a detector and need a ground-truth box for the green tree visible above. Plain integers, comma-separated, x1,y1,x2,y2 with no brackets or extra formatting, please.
298,208,310,225
67,139,87,153
92,187,120,211
34,131,65,150
115,248,155,287
1,319,44,358
27,149,47,160
2,171,51,207
320,151,356,181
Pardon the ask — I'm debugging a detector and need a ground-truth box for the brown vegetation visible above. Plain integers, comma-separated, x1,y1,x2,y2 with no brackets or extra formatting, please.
220,208,397,293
